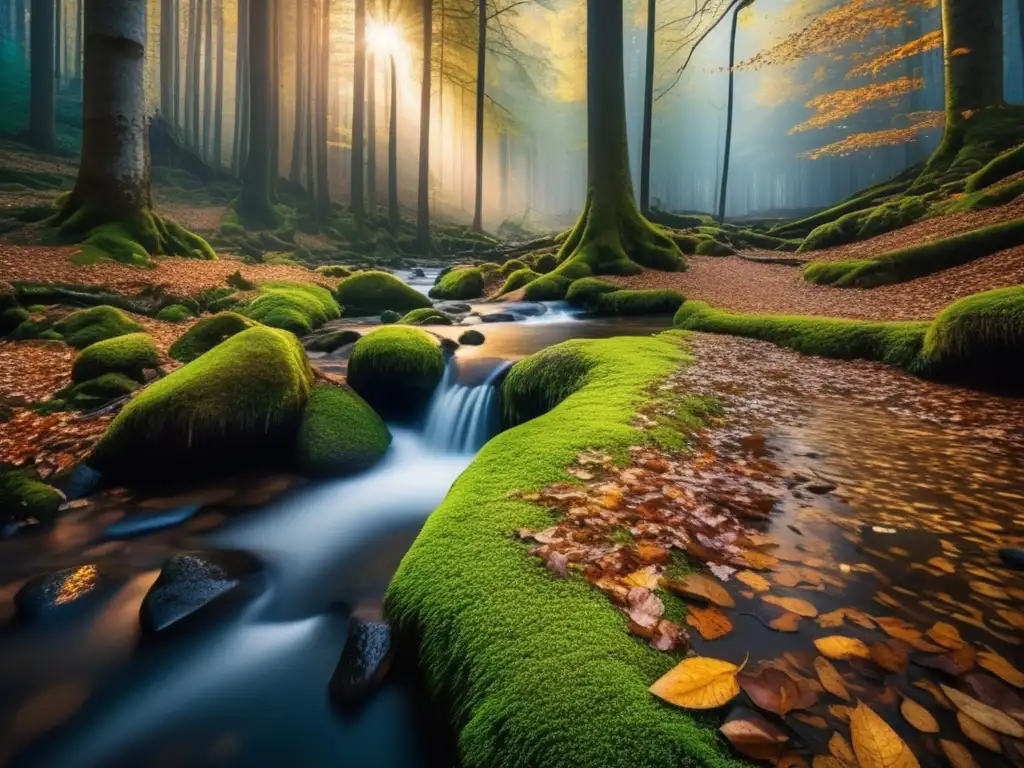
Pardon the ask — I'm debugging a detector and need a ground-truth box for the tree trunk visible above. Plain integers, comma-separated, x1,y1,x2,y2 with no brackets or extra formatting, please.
367,52,377,215
192,0,203,149
471,0,486,232
269,0,281,200
159,0,174,119
54,0,61,83
185,0,198,147
203,0,213,158
557,0,682,275
171,0,179,126
305,0,318,198
231,0,249,175
213,0,224,167
315,0,331,215
717,2,742,224
289,0,306,185
350,0,366,222
388,55,399,231
639,0,655,215
238,0,276,225
28,0,56,152
416,0,433,249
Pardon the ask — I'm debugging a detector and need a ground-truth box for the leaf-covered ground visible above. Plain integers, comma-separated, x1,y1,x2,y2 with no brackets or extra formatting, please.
519,331,1024,767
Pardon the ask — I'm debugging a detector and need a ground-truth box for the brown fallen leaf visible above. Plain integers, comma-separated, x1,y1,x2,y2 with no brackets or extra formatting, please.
978,649,1024,689
686,606,734,641
928,556,956,574
870,640,910,674
812,756,845,768
814,657,851,702
770,612,803,632
917,645,976,676
830,732,856,764
962,672,1024,721
970,581,1010,601
830,704,854,723
874,616,945,653
625,588,664,629
939,739,980,768
913,679,954,709
997,608,1024,631
623,566,661,590
720,708,789,761
776,754,808,768
650,656,743,710
927,621,966,650
792,712,828,728
901,696,940,733
666,573,735,608
850,701,920,768
735,570,771,593
739,661,819,717
763,594,818,618
942,685,1024,738
815,636,871,661
957,711,1003,753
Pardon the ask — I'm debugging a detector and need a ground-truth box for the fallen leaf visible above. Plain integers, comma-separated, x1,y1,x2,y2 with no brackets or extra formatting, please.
650,656,743,710
957,711,1003,753
814,657,851,701
928,622,966,650
777,754,808,768
874,616,945,653
686,606,734,641
850,701,920,768
719,709,789,761
812,756,844,768
830,704,854,723
763,594,818,618
901,697,940,733
666,573,735,608
962,672,1024,721
770,612,803,632
624,566,661,590
830,731,856,763
736,570,771,593
942,685,1024,738
793,712,827,728
870,640,910,674
738,661,819,716
997,609,1024,631
970,581,1010,601
625,588,664,629
913,679,954,709
917,646,976,676
978,649,1024,689
939,739,980,768
815,636,871,661
742,548,780,570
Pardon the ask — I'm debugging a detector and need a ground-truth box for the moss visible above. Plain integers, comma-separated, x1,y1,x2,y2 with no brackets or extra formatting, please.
346,327,446,421
335,270,433,317
243,281,341,336
67,372,140,409
72,333,161,384
557,202,685,276
155,303,195,323
921,286,1024,390
168,312,257,363
500,259,528,276
565,277,620,309
674,301,928,372
695,240,736,257
965,143,1024,192
294,384,393,478
89,326,314,480
500,268,541,295
54,305,144,349
803,218,1024,288
1,306,30,335
938,176,1024,214
308,329,362,353
380,310,401,324
38,329,64,341
501,342,597,428
478,262,503,283
56,205,216,265
591,290,685,317
399,308,454,326
386,335,744,768
523,274,572,302
534,253,559,274
458,330,485,346
429,267,486,301
729,230,800,252
798,196,930,253
0,470,64,525
316,264,353,278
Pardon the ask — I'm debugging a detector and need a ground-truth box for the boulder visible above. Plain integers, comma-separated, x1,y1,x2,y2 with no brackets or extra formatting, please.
329,618,394,711
458,330,486,346
294,385,392,478
168,312,256,363
346,327,445,421
335,271,432,317
54,305,143,349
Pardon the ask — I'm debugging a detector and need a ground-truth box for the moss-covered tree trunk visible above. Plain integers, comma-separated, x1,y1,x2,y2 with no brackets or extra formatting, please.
55,0,211,261
350,0,367,224
557,0,682,275
28,0,56,152
416,0,433,251
238,0,277,226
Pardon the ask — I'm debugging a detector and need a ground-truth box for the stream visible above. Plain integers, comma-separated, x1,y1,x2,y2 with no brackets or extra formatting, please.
0,271,1021,767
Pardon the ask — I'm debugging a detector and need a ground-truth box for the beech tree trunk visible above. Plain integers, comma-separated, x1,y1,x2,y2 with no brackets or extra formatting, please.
159,0,174,119
717,2,743,224
938,0,1004,146
416,0,433,249
350,0,367,222
213,0,224,167
28,0,56,152
639,0,655,215
289,0,306,185
239,0,275,224
367,52,377,214
202,0,213,158
316,0,331,215
471,0,486,232
388,55,399,231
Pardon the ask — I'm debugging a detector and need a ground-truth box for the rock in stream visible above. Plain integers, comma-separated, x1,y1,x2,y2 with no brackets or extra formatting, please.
329,617,394,711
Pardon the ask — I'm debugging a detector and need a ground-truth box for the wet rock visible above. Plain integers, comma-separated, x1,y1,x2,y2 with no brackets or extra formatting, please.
14,565,107,620
436,302,471,314
458,330,485,346
805,480,837,494
999,549,1024,571
329,618,393,711
459,315,483,326
500,302,547,317
140,550,262,633
440,338,460,356
481,312,520,324
103,504,202,539
57,464,103,501
410,268,426,278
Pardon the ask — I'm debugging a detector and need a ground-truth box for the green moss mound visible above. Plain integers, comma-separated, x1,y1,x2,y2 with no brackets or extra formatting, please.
72,333,161,384
169,312,257,363
54,306,144,349
335,271,432,317
592,290,685,317
294,384,393,477
385,335,744,768
57,206,216,266
674,301,928,372
922,286,1024,389
499,268,541,295
500,259,528,276
523,274,572,302
695,239,736,257
243,281,341,336
803,219,1024,288
155,303,195,323
1,306,30,335
501,342,598,427
565,277,620,308
533,252,559,274
0,470,64,525
429,267,486,301
89,326,314,480
399,308,453,326
346,327,445,421
799,196,930,253
380,310,401,324
316,264,353,278
67,372,140,409
308,329,362,353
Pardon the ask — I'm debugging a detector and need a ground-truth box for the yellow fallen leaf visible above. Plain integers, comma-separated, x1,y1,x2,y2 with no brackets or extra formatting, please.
623,565,661,590
978,648,1024,689
735,570,771,592
812,756,844,768
814,657,850,701
742,548,780,570
927,622,965,650
928,556,956,574
793,712,827,728
829,704,853,723
941,685,1024,738
969,581,1010,600
900,697,939,733
649,656,742,710
997,608,1024,630
957,710,1002,753
815,636,871,661
850,701,920,768
763,594,818,618
770,612,803,632
829,732,856,763
685,606,734,641
939,739,979,768
777,754,808,768
665,573,735,608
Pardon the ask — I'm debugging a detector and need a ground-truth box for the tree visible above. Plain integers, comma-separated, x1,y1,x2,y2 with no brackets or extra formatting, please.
203,0,214,158
289,0,308,185
351,0,368,223
231,0,250,175
471,0,487,232
159,0,176,120
213,0,224,167
557,1,683,275
316,0,331,215
717,0,754,223
28,0,56,152
367,52,378,214
639,0,656,216
238,0,277,226
388,54,400,231
417,0,434,250
54,0,210,259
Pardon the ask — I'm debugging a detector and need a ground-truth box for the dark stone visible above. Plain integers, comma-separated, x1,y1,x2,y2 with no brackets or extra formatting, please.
15,564,107,620
481,312,520,324
410,268,426,278
805,480,837,494
440,338,460,356
140,550,262,633
500,302,547,317
104,504,202,539
436,302,471,314
57,463,103,501
329,618,393,711
458,330,485,346
998,549,1024,571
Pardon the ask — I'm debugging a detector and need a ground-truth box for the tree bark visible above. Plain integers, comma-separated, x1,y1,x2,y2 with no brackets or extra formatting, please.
239,0,276,225
350,0,367,222
28,0,56,152
159,0,174,119
231,0,249,174
416,0,433,249
471,0,486,232
557,0,682,274
213,0,224,167
315,0,331,215
54,0,61,82
203,0,213,158
717,2,743,224
388,55,399,231
367,52,377,214
269,0,281,200
639,0,655,215
289,0,307,186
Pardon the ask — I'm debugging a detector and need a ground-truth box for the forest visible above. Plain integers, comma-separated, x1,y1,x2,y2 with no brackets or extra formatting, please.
0,0,1021,766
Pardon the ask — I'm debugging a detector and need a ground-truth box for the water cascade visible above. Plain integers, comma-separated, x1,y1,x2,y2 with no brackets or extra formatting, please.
423,360,512,454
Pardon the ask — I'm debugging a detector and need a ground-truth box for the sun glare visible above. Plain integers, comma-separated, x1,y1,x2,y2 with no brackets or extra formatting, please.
367,20,402,58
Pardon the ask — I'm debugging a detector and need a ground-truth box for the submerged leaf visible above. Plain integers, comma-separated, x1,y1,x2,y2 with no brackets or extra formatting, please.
719,708,789,760
939,740,980,768
850,701,920,768
829,731,856,763
900,697,939,733
686,606,734,641
957,711,1003,753
738,660,819,716
814,657,851,701
763,594,818,618
978,649,1024,689
665,573,736,608
815,636,871,661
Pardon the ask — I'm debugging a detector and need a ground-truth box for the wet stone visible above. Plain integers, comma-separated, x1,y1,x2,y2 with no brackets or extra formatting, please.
481,312,520,324
103,504,202,539
410,268,426,278
458,330,486,346
329,618,394,711
999,549,1024,571
140,550,262,633
436,302,471,314
14,564,107,620
805,480,837,494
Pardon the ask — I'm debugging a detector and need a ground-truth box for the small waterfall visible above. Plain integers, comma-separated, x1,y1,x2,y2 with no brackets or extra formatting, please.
423,360,511,454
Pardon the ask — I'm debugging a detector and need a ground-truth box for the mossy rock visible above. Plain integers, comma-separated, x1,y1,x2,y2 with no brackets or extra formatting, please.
294,385,392,478
346,327,445,421
499,268,541,295
533,253,559,274
523,274,572,302
1,306,30,335
89,326,314,480
922,286,1024,390
54,305,144,349
380,310,401,324
71,333,161,384
591,290,685,317
316,264,353,278
0,470,65,525
169,312,257,363
308,329,362,353
458,330,485,346
335,271,432,317
398,308,453,326
565,277,620,308
67,372,140,409
499,259,528,276
695,239,736,257
429,267,486,301
243,281,341,336
156,304,195,323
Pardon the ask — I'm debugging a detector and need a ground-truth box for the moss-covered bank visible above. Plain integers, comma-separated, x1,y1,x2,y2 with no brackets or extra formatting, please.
385,335,744,768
